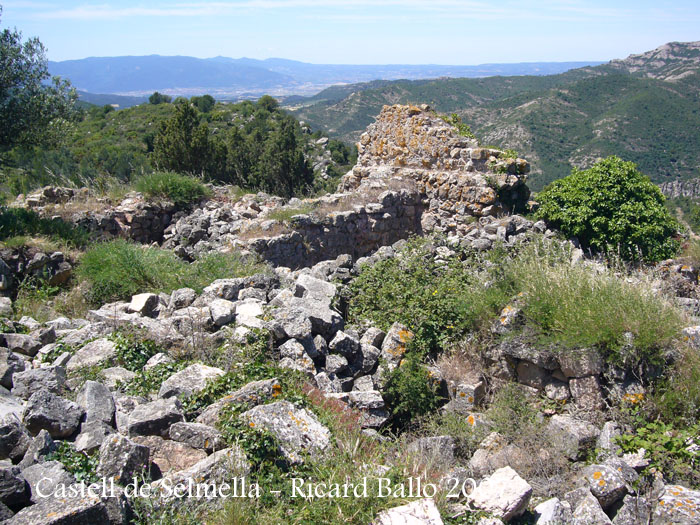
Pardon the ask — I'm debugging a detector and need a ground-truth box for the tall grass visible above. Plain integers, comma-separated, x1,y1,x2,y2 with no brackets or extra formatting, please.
78,239,268,305
133,171,211,207
506,240,685,365
0,207,90,247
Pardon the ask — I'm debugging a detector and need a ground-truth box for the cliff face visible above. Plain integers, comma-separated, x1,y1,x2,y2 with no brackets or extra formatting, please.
660,178,700,199
339,104,530,234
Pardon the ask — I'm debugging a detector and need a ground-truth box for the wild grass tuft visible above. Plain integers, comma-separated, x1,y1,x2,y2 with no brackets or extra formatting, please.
77,239,268,305
133,171,211,207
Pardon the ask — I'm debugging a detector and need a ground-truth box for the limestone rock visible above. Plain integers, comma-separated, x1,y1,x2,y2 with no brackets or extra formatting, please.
126,397,184,437
374,498,444,525
1,333,42,357
169,422,225,453
0,466,29,508
572,492,611,525
534,497,573,524
22,391,84,438
0,349,25,389
128,293,159,316
132,435,207,475
295,273,337,306
470,466,532,521
21,460,75,502
240,400,331,464
67,338,117,371
569,375,605,411
5,493,110,524
381,322,413,367
582,464,628,509
11,366,66,400
546,414,600,460
0,414,31,462
196,377,282,427
76,380,115,426
209,298,236,327
18,430,55,469
652,484,700,525
96,434,150,484
158,363,225,399
74,421,115,454
558,348,604,378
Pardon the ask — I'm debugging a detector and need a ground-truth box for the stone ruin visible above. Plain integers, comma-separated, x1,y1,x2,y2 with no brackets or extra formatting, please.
13,104,534,271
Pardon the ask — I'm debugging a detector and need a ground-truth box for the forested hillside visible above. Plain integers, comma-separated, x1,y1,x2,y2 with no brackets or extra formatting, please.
291,41,700,190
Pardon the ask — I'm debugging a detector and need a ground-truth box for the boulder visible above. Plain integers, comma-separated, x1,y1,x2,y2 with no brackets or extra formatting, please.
240,400,331,464
360,327,386,348
74,421,115,454
0,297,12,317
581,464,628,509
132,435,207,475
381,322,413,367
21,461,75,502
235,299,266,330
612,494,651,525
96,434,150,484
18,430,55,469
126,397,184,437
329,331,361,359
196,377,281,427
445,381,484,414
652,484,700,525
22,391,83,438
558,348,604,378
76,380,115,426
572,491,612,524
470,466,532,521
374,498,443,525
168,288,197,310
158,363,225,399
128,293,159,316
0,349,25,389
534,497,573,524
1,334,42,357
469,433,526,479
0,465,29,509
569,376,605,411
66,338,117,371
5,493,110,524
546,415,600,460
0,414,30,462
209,299,236,327
295,274,337,306
169,422,225,453
11,366,66,400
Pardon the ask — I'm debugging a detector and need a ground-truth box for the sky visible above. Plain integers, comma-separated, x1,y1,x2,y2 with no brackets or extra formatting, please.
2,0,699,64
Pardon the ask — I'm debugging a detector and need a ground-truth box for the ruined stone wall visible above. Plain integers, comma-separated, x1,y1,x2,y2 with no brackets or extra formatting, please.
246,190,422,268
339,104,530,235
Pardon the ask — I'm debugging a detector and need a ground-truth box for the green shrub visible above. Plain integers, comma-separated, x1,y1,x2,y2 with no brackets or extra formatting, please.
109,332,164,371
439,113,476,139
617,419,700,488
119,362,189,397
536,156,680,262
383,354,443,428
348,237,509,355
0,206,89,246
652,346,700,426
48,442,99,483
134,171,211,207
506,240,684,367
486,383,539,442
78,239,268,304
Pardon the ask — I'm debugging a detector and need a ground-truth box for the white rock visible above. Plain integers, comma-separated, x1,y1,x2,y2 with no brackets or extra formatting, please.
374,498,443,525
470,466,532,521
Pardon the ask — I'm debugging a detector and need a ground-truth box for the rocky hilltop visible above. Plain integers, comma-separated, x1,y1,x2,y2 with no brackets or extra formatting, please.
608,40,700,80
0,105,699,524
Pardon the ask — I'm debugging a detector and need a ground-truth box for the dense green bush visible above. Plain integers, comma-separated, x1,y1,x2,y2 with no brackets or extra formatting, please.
382,354,443,428
0,206,89,246
348,237,510,355
78,239,268,304
536,156,680,261
133,171,211,207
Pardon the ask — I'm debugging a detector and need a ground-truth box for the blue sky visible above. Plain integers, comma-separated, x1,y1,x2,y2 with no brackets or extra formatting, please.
2,0,699,64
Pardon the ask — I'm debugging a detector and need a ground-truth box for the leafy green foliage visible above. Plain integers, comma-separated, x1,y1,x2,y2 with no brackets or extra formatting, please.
120,361,189,397
666,196,700,235
348,237,510,355
133,171,211,207
382,354,443,428
536,156,680,262
148,91,172,105
0,206,89,246
0,8,77,147
439,113,476,139
109,332,164,372
152,100,224,178
77,239,268,304
48,441,99,483
618,419,700,487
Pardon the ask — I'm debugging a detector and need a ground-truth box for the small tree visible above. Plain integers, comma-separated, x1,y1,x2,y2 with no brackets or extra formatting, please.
0,6,77,147
148,91,172,105
191,94,215,113
151,101,223,177
536,156,680,262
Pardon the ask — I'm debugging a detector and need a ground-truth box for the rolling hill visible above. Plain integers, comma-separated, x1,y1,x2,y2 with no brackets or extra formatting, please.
289,42,700,190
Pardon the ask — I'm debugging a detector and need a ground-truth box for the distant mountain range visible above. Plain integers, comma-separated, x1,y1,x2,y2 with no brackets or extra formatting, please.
48,55,602,101
290,41,700,190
